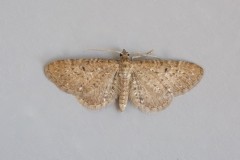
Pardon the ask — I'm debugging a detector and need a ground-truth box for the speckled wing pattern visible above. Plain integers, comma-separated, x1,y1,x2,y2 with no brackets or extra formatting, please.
129,60,203,112
45,52,203,112
45,59,119,109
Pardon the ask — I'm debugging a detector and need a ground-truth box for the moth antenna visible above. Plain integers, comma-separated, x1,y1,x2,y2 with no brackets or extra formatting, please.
85,49,122,54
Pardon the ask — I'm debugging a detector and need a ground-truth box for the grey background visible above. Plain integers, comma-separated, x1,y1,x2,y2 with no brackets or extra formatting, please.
0,0,240,159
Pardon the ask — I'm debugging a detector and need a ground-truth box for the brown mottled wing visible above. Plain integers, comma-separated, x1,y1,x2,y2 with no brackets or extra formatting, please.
130,60,203,112
44,59,119,109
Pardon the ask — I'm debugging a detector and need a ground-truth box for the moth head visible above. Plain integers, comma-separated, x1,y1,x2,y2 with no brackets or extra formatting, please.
120,49,130,59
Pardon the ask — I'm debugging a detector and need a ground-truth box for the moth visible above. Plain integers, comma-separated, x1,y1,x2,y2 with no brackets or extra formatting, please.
44,49,203,112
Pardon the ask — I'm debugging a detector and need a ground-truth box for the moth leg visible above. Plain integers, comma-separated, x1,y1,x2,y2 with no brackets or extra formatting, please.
131,50,160,60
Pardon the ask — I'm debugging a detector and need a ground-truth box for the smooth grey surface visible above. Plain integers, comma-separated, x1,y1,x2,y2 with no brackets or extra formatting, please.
1,0,240,159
